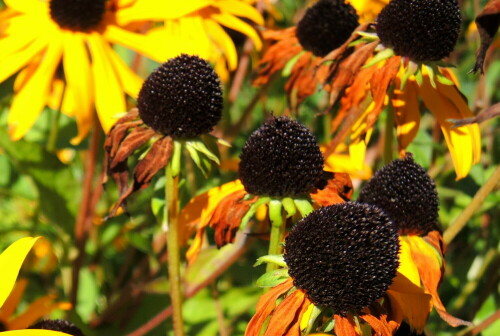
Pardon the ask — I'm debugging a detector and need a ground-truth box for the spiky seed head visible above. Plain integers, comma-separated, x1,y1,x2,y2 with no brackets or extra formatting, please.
296,0,359,57
29,319,85,336
358,153,440,235
49,0,106,31
238,116,324,197
376,0,462,62
137,54,223,138
284,202,400,314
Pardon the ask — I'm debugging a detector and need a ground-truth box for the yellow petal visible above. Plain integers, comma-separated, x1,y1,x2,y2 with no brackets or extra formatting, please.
87,34,126,133
103,25,163,62
395,238,421,288
3,0,45,14
0,237,39,309
212,12,262,50
0,330,73,336
393,79,420,150
216,0,264,25
418,75,481,179
62,33,94,145
106,47,143,99
0,17,39,58
8,40,62,140
0,279,28,321
386,289,432,333
0,36,48,84
204,19,237,70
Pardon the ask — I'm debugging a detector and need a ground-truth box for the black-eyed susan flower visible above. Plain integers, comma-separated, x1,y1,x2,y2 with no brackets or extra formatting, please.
179,116,354,263
322,0,481,179
246,202,402,336
253,0,361,109
358,153,471,332
114,0,264,82
104,54,224,216
0,0,167,144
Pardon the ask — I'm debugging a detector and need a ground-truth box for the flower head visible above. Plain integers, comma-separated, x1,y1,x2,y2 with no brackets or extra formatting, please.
138,54,223,138
376,0,462,62
284,202,399,315
49,0,106,31
296,0,359,57
238,116,324,197
359,153,439,235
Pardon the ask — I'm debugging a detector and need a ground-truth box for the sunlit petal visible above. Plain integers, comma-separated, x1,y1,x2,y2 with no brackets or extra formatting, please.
4,0,46,14
87,34,126,133
204,19,237,70
212,12,262,49
0,279,27,321
0,37,48,84
103,25,164,62
0,330,72,336
393,79,420,150
216,0,264,25
8,41,62,140
106,47,143,99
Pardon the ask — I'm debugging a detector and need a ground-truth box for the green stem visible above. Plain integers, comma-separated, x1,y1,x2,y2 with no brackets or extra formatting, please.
383,103,395,164
164,163,185,336
266,200,285,273
47,83,66,152
444,165,500,244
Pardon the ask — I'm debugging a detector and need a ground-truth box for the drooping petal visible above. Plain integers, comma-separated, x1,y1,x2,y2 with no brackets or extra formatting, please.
418,73,481,179
333,314,358,336
203,19,238,70
62,33,94,145
0,237,39,308
264,290,306,336
393,79,420,150
8,40,62,140
212,12,262,50
0,279,28,321
8,294,71,330
87,34,126,133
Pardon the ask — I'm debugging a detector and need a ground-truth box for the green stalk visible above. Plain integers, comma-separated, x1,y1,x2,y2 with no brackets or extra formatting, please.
383,103,395,164
47,83,66,152
266,200,285,273
164,162,185,336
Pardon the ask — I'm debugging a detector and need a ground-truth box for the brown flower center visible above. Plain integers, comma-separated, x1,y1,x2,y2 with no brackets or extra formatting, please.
49,0,107,32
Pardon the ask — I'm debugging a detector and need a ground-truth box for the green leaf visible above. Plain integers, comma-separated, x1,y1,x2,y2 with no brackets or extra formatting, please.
0,237,39,308
282,51,305,77
281,197,296,218
254,254,286,268
294,199,314,217
363,48,395,69
255,268,289,288
240,197,270,230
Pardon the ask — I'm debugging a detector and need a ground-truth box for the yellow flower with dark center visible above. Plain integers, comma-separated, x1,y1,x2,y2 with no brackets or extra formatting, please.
0,0,163,143
115,0,264,82
322,0,481,179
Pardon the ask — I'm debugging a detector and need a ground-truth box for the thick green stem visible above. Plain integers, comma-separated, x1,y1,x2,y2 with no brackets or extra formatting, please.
164,163,185,336
266,200,285,273
383,103,395,164
444,165,500,244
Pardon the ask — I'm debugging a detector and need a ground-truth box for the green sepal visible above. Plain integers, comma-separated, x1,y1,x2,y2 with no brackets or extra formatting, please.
435,70,455,86
425,64,436,88
363,48,394,69
302,305,324,334
281,197,297,218
255,268,289,288
187,139,220,165
323,318,335,332
254,254,286,268
170,141,182,177
356,31,379,41
240,196,270,230
414,68,423,86
282,51,305,77
294,198,314,217
268,199,283,228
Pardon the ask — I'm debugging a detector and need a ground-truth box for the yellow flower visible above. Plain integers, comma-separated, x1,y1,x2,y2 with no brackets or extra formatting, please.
349,0,390,23
0,0,161,143
115,0,264,82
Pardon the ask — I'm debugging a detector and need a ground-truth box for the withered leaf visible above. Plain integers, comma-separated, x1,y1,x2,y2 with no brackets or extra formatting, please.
471,0,500,74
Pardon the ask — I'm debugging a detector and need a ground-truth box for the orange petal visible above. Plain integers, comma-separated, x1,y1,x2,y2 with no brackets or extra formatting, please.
8,295,70,330
0,279,28,321
393,79,420,150
360,313,393,336
264,290,305,336
333,314,358,336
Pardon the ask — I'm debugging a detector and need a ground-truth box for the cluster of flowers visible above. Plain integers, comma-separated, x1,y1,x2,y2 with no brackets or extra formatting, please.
0,0,492,334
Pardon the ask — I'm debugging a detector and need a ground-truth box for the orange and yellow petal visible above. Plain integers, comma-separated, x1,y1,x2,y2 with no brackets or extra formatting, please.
393,79,421,151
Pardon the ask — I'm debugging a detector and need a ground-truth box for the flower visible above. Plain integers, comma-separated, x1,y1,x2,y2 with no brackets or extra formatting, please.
358,154,471,332
252,0,360,109
322,0,481,179
179,117,354,263
0,0,163,143
246,202,402,336
114,0,264,82
104,54,223,217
